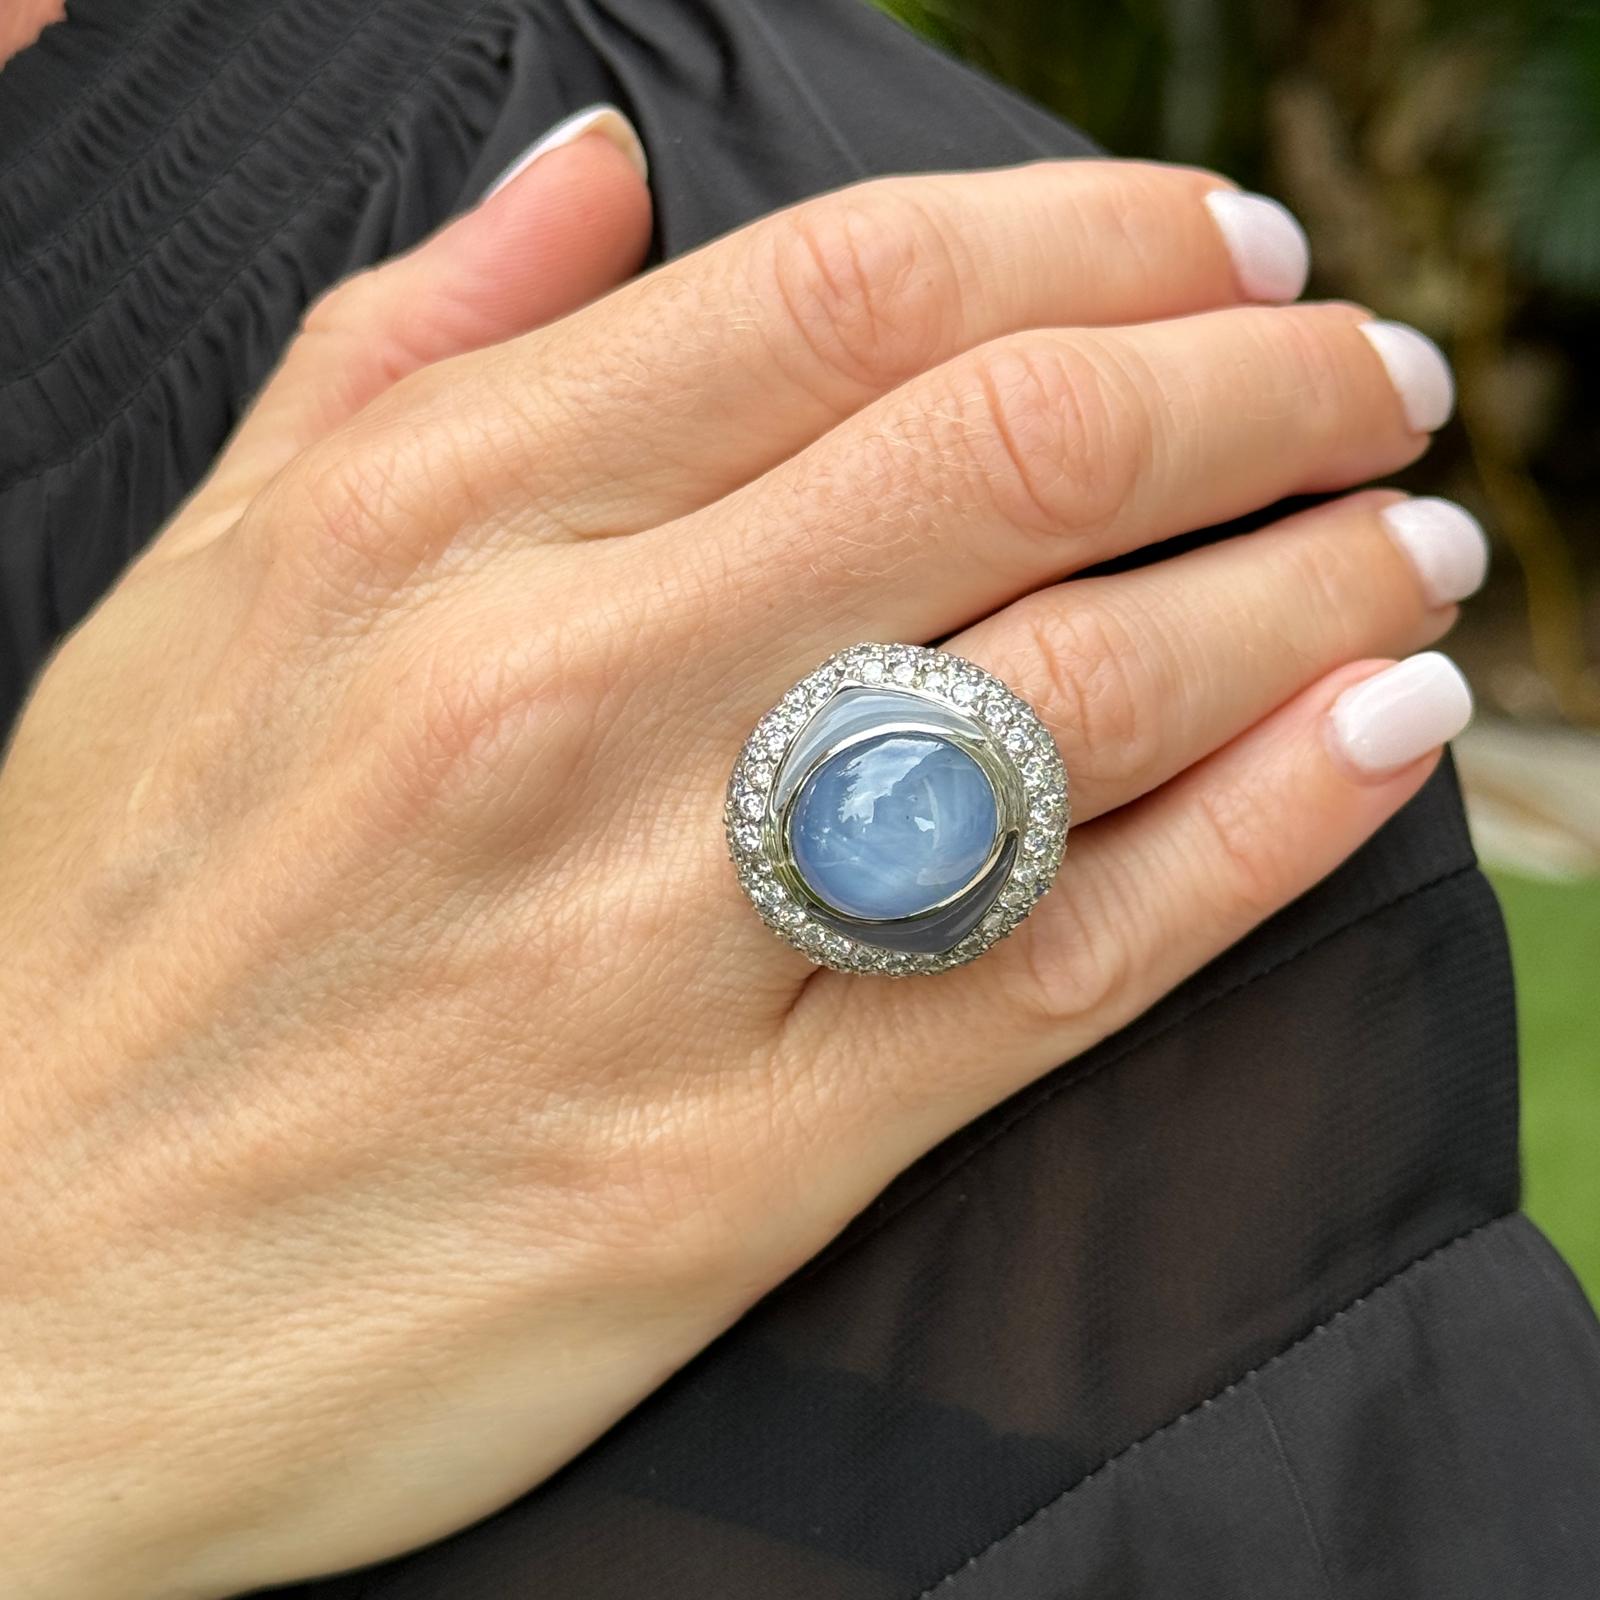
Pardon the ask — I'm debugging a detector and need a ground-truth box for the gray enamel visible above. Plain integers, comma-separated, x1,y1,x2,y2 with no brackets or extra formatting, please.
771,686,991,816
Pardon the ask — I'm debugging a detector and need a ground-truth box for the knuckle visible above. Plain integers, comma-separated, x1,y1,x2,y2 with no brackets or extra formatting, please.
1006,865,1135,1027
410,649,547,774
300,268,379,340
287,435,418,578
1277,532,1368,659
368,626,600,820
252,424,481,598
1191,775,1288,922
1014,595,1162,786
957,335,1148,543
1263,306,1366,431
1065,161,1213,286
765,185,961,395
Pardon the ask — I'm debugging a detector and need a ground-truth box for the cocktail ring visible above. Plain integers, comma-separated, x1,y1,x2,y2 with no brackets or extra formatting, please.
726,644,1069,975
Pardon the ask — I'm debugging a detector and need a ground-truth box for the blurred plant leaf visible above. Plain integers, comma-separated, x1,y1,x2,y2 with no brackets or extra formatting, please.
875,0,1599,718
1488,8,1600,296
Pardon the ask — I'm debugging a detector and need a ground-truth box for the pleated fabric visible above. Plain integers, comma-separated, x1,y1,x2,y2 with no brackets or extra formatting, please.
2,2,1597,1596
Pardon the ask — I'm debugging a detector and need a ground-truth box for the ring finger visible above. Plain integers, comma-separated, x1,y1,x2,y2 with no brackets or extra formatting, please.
652,489,1482,992
948,488,1488,826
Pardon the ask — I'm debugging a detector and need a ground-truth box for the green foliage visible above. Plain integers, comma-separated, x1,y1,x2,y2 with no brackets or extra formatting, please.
879,0,1266,176
875,0,1600,1299
1490,868,1600,1305
880,0,1600,301
1491,7,1600,295
877,0,1600,722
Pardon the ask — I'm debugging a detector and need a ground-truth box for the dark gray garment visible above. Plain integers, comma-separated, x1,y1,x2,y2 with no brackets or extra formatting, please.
0,1,1596,1595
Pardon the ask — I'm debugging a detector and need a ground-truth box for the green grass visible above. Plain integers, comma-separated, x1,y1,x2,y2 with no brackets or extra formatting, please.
1491,868,1600,1305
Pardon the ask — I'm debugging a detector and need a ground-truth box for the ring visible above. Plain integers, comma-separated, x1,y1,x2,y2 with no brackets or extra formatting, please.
726,643,1069,975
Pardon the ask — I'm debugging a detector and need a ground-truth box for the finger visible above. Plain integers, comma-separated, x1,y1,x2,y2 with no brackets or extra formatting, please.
352,159,1307,539
165,108,652,550
789,654,1474,1136
946,490,1488,825
676,301,1454,668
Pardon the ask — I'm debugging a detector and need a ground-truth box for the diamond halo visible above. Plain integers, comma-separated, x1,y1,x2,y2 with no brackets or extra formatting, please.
725,644,1070,975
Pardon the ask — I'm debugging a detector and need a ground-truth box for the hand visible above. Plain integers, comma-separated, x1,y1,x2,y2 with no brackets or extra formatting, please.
0,143,1481,1598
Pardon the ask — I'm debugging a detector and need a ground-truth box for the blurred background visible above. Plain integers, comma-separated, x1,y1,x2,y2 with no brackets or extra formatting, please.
879,0,1599,1299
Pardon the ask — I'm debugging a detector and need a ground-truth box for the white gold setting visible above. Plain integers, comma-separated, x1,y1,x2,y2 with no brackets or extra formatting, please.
725,644,1070,975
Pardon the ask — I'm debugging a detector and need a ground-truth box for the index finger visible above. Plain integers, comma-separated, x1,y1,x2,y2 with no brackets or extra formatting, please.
374,159,1310,541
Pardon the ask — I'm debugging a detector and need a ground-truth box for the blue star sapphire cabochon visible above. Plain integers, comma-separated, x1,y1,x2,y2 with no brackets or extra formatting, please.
726,644,1069,976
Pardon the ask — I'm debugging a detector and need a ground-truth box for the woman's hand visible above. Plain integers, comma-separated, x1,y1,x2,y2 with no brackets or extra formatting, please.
0,137,1482,1598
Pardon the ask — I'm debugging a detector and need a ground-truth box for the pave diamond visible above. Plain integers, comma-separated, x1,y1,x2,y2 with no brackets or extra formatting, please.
726,643,1068,975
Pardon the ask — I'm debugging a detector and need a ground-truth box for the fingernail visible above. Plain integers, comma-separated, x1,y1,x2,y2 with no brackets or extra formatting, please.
1358,320,1455,433
1203,190,1311,302
1327,653,1473,778
1379,498,1490,607
483,104,649,201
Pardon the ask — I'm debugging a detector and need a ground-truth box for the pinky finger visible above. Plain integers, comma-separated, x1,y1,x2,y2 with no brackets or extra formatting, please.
796,653,1473,1136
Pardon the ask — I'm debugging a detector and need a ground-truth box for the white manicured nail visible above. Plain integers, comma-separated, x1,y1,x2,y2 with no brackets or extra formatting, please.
1203,190,1311,302
1328,653,1473,778
1359,320,1455,433
1380,498,1490,607
484,104,648,200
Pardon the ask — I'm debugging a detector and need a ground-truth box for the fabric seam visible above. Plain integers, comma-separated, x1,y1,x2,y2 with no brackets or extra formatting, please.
913,1214,1510,1597
0,0,185,182
0,0,397,376
1249,1387,1337,1600
0,0,289,285
0,0,500,494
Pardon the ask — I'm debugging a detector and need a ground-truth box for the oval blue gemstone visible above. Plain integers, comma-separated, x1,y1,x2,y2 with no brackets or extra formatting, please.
788,733,999,921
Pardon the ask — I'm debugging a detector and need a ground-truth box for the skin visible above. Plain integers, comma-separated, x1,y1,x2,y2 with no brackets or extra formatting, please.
0,134,1461,1598
0,0,65,68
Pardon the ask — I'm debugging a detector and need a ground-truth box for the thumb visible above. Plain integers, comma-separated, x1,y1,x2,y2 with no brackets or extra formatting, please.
171,106,651,545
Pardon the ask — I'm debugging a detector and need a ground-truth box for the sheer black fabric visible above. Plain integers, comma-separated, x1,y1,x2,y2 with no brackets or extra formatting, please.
2,2,1597,1595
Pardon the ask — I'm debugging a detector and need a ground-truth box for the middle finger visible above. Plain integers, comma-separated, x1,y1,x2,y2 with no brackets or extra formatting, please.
666,300,1453,673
